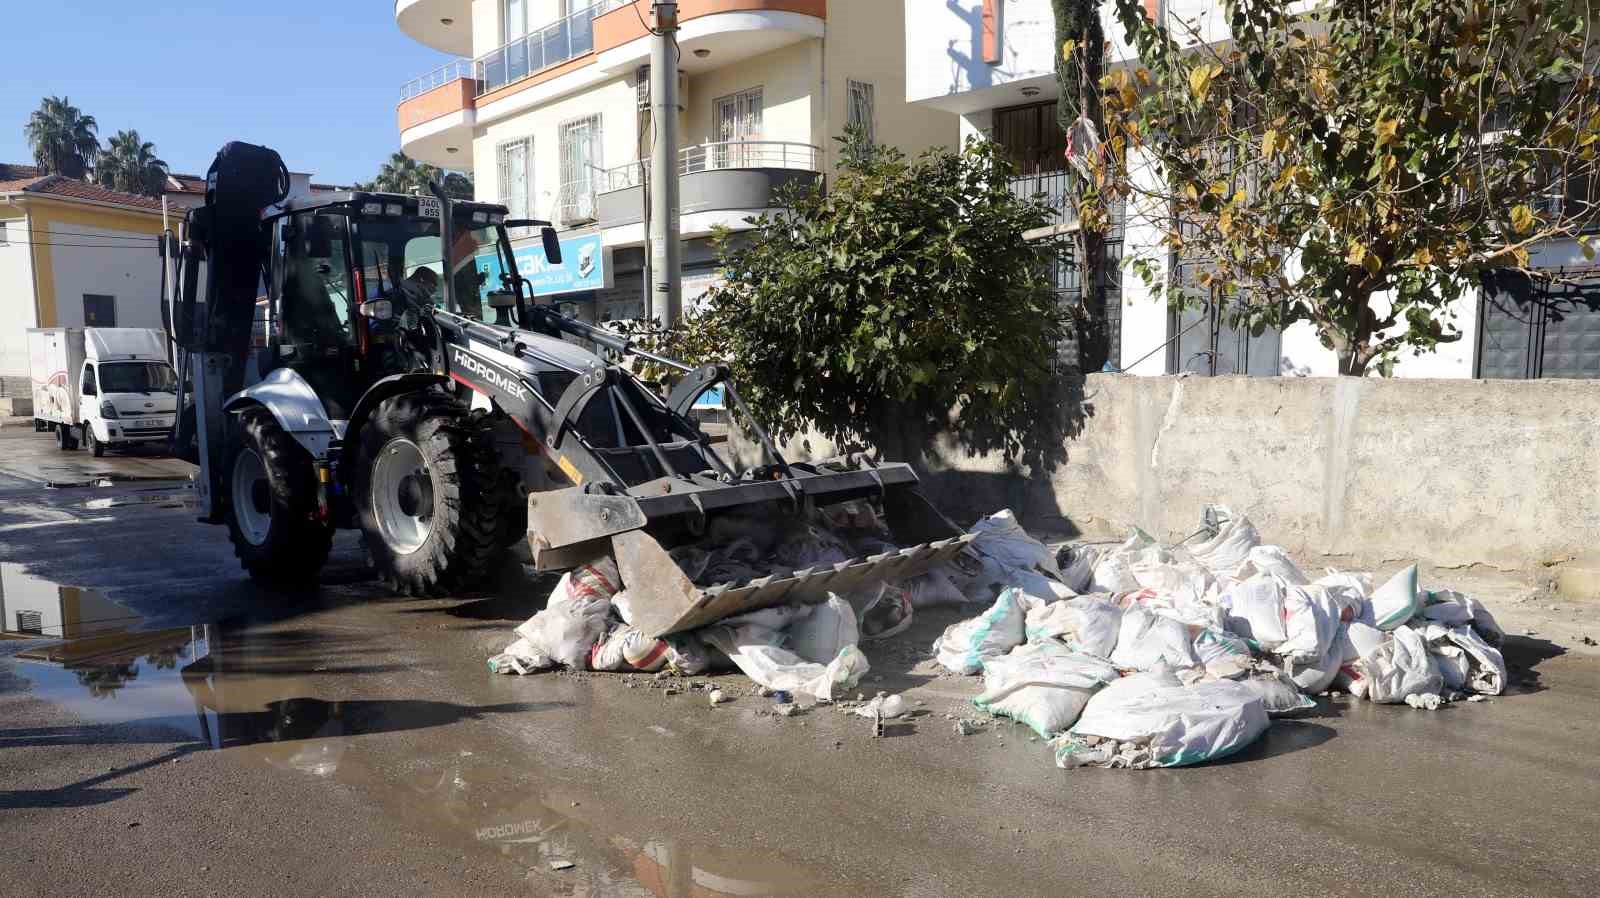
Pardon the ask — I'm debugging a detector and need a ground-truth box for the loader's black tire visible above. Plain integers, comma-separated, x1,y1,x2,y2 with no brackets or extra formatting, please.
85,426,105,458
354,393,504,596
223,408,333,585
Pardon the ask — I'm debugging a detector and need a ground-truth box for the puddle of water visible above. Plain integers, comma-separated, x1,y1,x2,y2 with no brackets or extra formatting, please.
0,563,146,639
81,489,193,511
6,600,837,896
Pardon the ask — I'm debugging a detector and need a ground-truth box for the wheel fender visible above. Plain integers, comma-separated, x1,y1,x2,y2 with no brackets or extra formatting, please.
340,373,452,469
222,368,337,460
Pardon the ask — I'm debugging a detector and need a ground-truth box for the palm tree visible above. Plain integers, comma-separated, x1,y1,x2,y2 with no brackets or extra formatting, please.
24,96,99,178
357,152,473,199
95,129,170,197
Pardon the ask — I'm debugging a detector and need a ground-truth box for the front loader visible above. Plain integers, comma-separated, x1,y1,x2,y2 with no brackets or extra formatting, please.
167,142,968,637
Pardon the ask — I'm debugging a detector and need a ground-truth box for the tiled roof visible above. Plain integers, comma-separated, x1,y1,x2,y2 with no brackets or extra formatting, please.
0,163,45,193
0,170,165,211
167,172,207,194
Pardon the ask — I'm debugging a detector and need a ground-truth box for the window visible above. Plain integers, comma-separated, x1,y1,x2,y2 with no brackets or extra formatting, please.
83,294,116,327
503,0,527,42
993,101,1066,176
280,212,353,349
847,80,877,145
714,87,764,168
559,115,602,224
497,137,534,224
14,610,43,635
98,362,178,393
81,364,97,397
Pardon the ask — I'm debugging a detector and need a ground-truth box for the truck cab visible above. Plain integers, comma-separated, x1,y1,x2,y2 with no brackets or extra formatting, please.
73,329,178,457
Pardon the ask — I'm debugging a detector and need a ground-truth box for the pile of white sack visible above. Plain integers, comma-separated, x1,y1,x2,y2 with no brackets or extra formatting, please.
487,500,978,701
933,505,1509,770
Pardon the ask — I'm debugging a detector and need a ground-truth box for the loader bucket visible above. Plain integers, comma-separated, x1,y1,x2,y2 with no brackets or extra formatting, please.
527,465,972,638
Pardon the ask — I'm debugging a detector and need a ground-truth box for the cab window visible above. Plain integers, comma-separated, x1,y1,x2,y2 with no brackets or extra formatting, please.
280,212,354,349
81,364,97,396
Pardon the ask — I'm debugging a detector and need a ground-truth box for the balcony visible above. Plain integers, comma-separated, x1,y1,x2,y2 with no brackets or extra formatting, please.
394,0,475,56
595,141,821,234
594,0,827,74
477,3,604,99
397,59,477,169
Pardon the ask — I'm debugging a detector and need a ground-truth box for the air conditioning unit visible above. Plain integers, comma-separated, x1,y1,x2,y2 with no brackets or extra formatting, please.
635,65,687,110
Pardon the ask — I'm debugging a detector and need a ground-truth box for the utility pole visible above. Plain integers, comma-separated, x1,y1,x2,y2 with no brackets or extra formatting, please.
648,1,682,326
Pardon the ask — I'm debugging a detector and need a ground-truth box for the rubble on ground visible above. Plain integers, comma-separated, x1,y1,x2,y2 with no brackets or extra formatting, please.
489,502,1511,772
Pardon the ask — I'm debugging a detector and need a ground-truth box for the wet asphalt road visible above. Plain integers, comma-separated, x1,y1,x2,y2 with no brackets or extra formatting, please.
1,427,1597,898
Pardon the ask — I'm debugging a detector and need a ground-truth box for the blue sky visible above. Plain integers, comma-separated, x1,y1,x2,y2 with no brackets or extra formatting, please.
0,2,458,185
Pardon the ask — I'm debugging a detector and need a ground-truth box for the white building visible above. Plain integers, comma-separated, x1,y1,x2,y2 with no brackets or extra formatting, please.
396,0,958,324
0,166,171,385
905,0,1600,379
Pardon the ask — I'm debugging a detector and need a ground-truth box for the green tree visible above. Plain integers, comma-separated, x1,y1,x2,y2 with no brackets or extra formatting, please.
673,134,1069,467
1052,0,1113,369
24,95,98,179
1100,0,1600,375
356,152,473,199
95,129,169,197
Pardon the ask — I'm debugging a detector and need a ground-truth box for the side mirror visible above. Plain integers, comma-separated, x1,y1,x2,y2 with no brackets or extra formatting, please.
541,227,562,265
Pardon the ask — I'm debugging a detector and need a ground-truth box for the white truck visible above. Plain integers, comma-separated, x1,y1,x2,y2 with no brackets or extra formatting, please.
27,327,180,457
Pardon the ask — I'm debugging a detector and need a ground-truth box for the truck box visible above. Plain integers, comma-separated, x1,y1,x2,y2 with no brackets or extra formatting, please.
27,328,86,426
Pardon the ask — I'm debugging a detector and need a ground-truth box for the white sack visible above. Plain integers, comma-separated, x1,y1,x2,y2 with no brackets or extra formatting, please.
906,567,968,608
1237,545,1309,585
1026,595,1123,659
974,642,1120,738
1276,584,1341,661
1422,589,1476,626
967,509,1062,578
513,594,612,671
1238,668,1318,714
1370,564,1423,630
1090,552,1143,593
1059,676,1270,768
1110,606,1200,672
1221,574,1289,650
1190,506,1261,576
1337,621,1386,699
1446,624,1508,695
932,588,1028,675
1429,643,1471,691
488,636,555,675
1192,627,1254,680
1056,544,1104,594
1360,624,1443,703
787,596,859,664
700,625,869,701
1286,623,1347,694
1130,547,1217,606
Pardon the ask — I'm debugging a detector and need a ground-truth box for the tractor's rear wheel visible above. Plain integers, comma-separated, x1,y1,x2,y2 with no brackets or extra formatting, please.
224,407,333,584
355,393,504,596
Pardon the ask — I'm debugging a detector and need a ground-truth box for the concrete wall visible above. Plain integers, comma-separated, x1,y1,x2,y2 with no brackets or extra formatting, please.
739,374,1600,570
685,39,820,149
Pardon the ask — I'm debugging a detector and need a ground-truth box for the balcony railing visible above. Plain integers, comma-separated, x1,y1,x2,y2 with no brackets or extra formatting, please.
601,141,822,192
400,58,478,101
558,179,601,225
478,4,602,97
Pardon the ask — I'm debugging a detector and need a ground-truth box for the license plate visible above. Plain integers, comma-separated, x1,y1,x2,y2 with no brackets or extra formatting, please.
416,196,441,220
137,419,166,429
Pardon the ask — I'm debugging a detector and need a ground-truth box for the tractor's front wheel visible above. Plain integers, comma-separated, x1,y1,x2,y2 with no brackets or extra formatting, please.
224,407,333,584
355,393,504,596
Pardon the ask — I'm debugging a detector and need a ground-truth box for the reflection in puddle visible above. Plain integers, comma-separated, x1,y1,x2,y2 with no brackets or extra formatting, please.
6,606,826,896
81,490,191,511
0,563,146,639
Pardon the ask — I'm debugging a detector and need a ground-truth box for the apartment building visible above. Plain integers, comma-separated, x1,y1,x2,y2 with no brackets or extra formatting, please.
396,0,957,323
906,0,1599,379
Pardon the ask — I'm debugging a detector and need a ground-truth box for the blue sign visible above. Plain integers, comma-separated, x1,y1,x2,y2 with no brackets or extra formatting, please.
478,233,606,298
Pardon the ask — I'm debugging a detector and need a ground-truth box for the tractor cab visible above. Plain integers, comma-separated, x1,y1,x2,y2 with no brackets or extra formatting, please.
259,192,517,418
